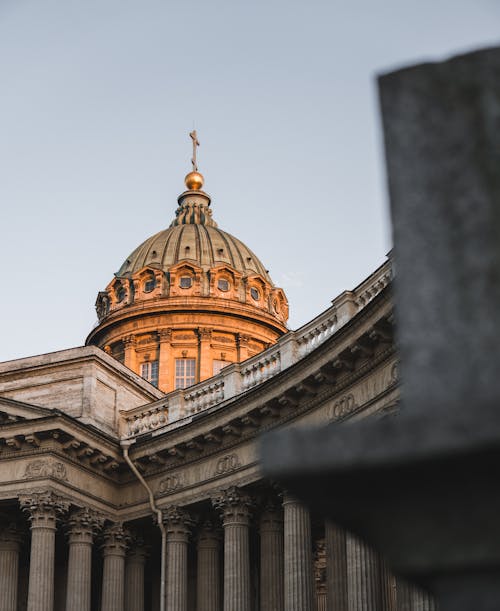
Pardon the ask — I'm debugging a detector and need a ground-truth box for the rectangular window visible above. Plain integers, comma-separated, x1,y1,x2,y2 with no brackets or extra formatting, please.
140,360,159,387
213,360,229,376
175,358,196,389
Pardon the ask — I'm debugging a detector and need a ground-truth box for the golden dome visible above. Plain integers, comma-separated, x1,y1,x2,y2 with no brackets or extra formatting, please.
184,171,204,191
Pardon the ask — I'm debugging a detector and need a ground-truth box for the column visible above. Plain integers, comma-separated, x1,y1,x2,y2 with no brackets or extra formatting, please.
19,491,70,611
101,523,128,611
65,508,103,611
213,486,253,611
0,519,23,611
197,327,213,381
326,521,348,611
123,335,137,371
196,520,221,611
163,506,193,611
259,501,284,611
396,578,438,611
125,536,148,611
283,492,314,611
158,328,172,391
346,533,382,611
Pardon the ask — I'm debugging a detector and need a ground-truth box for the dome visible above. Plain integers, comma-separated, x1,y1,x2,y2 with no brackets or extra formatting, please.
87,137,288,393
117,224,273,283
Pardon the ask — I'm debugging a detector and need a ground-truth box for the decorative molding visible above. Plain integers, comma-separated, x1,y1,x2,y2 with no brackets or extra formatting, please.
24,459,68,481
158,473,186,495
327,393,358,420
214,453,241,476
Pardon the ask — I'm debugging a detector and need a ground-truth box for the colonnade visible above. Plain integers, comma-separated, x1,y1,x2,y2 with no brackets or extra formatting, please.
0,489,436,611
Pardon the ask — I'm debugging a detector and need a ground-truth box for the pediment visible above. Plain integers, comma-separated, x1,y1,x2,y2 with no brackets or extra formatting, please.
0,397,54,424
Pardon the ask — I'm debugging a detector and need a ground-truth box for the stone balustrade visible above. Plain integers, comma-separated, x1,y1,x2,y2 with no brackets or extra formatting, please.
120,258,392,437
184,380,225,415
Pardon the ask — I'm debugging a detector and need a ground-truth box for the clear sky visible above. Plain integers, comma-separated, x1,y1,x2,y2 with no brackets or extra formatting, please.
1,0,499,362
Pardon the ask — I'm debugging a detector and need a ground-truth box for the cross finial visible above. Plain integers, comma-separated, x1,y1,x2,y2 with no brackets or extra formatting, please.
189,130,200,171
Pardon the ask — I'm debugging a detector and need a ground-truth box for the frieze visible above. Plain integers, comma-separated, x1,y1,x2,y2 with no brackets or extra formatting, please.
158,473,186,495
327,393,358,420
214,453,241,475
24,460,68,481
212,336,233,344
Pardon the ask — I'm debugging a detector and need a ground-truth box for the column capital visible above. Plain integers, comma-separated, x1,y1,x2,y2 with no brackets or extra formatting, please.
122,334,136,347
158,328,173,343
66,507,104,544
0,518,24,550
127,532,149,563
101,522,129,557
163,506,194,539
212,486,254,525
197,518,222,547
259,498,283,533
197,327,213,341
19,490,70,529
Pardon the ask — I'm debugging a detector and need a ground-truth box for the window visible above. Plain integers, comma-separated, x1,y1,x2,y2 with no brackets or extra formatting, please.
175,358,196,389
140,360,159,387
250,287,260,301
179,276,192,289
144,275,156,293
218,278,229,292
116,284,126,303
213,359,229,376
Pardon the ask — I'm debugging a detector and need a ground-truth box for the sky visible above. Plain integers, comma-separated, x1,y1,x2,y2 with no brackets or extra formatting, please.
1,0,499,362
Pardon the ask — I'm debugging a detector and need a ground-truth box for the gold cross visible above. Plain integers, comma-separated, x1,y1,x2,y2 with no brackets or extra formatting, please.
189,130,200,171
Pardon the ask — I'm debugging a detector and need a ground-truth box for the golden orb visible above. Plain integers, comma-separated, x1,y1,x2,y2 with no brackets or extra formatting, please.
185,171,204,191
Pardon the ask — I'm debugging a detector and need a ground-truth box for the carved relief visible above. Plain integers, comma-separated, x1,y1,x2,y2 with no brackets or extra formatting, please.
328,393,358,420
214,453,241,475
24,460,68,481
158,473,186,494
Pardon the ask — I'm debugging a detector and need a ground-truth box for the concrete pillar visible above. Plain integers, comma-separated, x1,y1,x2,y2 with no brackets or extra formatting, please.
163,506,193,611
196,520,221,611
326,521,348,611
0,520,23,611
19,491,70,611
65,508,103,611
283,492,314,611
125,538,148,611
213,487,253,611
101,523,128,611
259,501,284,611
346,533,382,611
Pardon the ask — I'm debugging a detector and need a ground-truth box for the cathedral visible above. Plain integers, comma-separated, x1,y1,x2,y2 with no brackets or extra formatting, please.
0,135,434,611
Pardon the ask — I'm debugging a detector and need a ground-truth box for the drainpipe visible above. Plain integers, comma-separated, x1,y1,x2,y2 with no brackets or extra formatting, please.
121,438,166,611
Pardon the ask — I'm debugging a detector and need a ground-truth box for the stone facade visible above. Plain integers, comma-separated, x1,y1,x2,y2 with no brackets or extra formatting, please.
0,154,428,608
0,255,431,610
